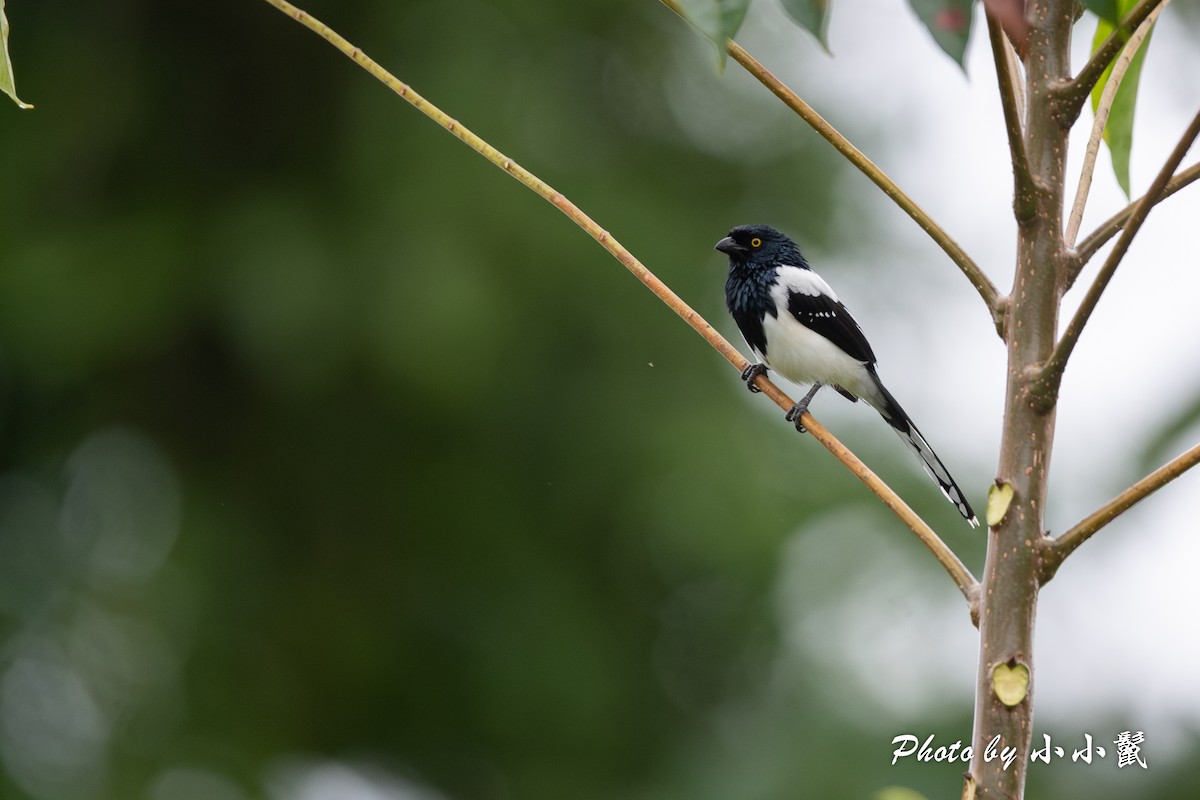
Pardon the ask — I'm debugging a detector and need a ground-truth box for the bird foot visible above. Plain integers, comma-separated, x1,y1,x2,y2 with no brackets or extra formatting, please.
741,363,767,393
785,402,810,433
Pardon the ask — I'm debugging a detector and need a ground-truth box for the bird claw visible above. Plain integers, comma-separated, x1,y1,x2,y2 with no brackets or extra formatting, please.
741,363,767,393
785,402,810,433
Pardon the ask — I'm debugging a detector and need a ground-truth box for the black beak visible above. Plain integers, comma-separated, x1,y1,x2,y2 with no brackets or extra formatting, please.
714,236,747,257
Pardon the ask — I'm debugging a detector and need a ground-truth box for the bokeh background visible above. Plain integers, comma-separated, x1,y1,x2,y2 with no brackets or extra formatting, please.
2,1,1200,798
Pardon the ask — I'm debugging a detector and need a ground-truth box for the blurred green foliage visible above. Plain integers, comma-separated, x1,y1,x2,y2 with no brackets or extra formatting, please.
0,1,1196,799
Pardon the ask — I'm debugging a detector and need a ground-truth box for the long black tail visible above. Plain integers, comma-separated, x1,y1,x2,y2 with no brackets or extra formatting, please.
866,369,979,528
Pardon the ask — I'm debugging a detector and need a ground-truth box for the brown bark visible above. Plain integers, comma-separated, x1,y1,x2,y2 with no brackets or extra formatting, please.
969,2,1074,797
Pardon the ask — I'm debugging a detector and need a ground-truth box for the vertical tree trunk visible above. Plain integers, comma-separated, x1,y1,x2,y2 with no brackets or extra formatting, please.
970,2,1073,797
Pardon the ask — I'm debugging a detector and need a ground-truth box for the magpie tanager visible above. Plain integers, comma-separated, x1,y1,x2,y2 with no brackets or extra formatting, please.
716,224,978,528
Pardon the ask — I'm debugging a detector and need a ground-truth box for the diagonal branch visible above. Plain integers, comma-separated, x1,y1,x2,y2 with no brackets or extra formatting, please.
657,0,1003,334
772,388,981,618
1070,161,1200,285
1040,440,1200,582
1036,109,1200,402
986,9,1035,222
1064,1,1166,248
1060,0,1167,123
261,0,981,613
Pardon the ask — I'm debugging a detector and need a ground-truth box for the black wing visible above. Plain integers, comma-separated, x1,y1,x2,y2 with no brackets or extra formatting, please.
786,290,876,364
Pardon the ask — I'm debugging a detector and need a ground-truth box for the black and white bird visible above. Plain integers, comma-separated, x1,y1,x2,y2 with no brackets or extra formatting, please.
716,224,978,527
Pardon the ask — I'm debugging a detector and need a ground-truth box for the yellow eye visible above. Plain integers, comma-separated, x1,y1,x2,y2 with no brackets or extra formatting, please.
750,237,763,248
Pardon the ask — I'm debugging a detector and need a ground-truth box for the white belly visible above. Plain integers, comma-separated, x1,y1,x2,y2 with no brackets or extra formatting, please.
758,311,876,401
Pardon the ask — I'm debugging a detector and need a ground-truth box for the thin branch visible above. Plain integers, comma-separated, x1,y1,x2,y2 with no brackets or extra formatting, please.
1040,440,1200,582
261,0,981,610
1070,161,1200,284
1037,109,1200,400
1065,2,1166,247
786,397,982,617
657,0,1003,333
1062,0,1166,122
986,9,1035,221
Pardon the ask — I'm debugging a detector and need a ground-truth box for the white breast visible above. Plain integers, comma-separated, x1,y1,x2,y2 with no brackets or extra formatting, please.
759,265,878,402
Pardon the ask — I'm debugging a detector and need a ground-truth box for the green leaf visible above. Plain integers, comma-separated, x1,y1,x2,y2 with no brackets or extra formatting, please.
0,0,32,108
677,0,751,70
1080,0,1121,23
1090,0,1154,198
779,0,832,52
907,0,974,69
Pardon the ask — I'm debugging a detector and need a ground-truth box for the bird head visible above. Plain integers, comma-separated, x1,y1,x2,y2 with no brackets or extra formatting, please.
714,224,804,267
